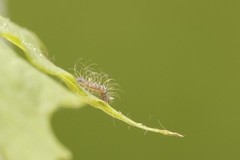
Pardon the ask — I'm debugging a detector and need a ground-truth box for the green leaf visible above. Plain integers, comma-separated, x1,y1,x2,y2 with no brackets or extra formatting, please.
0,39,84,159
0,15,183,160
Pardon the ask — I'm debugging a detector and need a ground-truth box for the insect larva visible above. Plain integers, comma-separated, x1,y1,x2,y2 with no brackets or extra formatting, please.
74,61,118,103
76,76,113,103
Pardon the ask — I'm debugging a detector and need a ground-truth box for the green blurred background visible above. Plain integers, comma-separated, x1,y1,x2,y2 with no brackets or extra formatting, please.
7,0,240,159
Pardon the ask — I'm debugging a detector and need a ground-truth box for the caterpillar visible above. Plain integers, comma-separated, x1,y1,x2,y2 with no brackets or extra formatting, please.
74,62,118,103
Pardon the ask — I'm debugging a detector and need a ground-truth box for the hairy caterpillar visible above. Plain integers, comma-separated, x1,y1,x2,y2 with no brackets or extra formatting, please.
74,62,118,103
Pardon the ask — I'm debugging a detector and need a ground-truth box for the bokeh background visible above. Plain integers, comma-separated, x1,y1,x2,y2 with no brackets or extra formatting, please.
7,0,240,159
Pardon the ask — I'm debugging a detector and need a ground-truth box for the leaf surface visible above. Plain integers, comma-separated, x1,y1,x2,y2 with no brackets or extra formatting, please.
0,15,183,160
0,39,84,160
